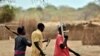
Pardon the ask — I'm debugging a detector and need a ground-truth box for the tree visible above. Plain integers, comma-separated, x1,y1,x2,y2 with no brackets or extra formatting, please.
45,4,57,10
36,6,43,11
27,8,35,11
59,6,75,11
80,2,100,20
0,5,15,23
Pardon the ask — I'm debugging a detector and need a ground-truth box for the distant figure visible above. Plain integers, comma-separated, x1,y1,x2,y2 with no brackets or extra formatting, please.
31,23,48,56
14,26,32,56
54,26,80,56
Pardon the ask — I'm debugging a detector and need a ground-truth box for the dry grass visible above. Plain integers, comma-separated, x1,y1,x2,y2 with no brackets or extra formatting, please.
0,39,100,56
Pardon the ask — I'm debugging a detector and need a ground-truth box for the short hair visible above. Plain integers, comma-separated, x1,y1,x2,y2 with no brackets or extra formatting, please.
17,26,24,34
37,23,45,29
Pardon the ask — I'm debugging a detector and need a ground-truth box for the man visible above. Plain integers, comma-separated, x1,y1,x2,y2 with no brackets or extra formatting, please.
54,26,80,56
31,23,48,56
14,26,32,56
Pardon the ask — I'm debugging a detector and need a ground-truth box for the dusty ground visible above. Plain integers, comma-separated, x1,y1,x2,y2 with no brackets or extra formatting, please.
0,39,100,56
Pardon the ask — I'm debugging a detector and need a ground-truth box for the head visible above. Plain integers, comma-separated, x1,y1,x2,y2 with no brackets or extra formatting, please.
17,26,26,35
37,23,45,32
58,25,66,35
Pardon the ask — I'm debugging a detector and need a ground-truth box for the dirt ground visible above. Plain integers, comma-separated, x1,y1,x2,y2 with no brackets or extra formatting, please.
0,39,100,56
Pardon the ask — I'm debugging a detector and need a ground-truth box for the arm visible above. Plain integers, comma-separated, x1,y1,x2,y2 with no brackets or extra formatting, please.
60,38,67,49
34,42,45,56
34,42,44,52
23,38,32,47
60,35,68,49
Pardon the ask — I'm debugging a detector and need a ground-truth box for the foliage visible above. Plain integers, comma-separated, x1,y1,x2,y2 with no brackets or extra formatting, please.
1,2,100,22
78,2,100,20
0,5,15,23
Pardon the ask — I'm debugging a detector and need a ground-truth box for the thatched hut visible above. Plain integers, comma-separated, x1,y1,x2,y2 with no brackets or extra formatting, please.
0,22,18,40
67,23,84,40
82,23,100,45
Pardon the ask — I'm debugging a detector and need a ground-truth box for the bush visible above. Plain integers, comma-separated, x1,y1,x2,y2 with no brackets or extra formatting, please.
0,5,15,23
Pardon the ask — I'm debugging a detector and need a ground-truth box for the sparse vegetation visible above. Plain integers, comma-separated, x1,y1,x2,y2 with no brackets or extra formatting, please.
0,5,15,23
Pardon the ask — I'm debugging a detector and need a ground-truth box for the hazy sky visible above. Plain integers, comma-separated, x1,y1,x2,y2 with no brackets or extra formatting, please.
1,0,95,9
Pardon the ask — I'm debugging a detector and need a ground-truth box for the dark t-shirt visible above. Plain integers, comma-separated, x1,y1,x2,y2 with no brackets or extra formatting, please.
15,35,31,51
